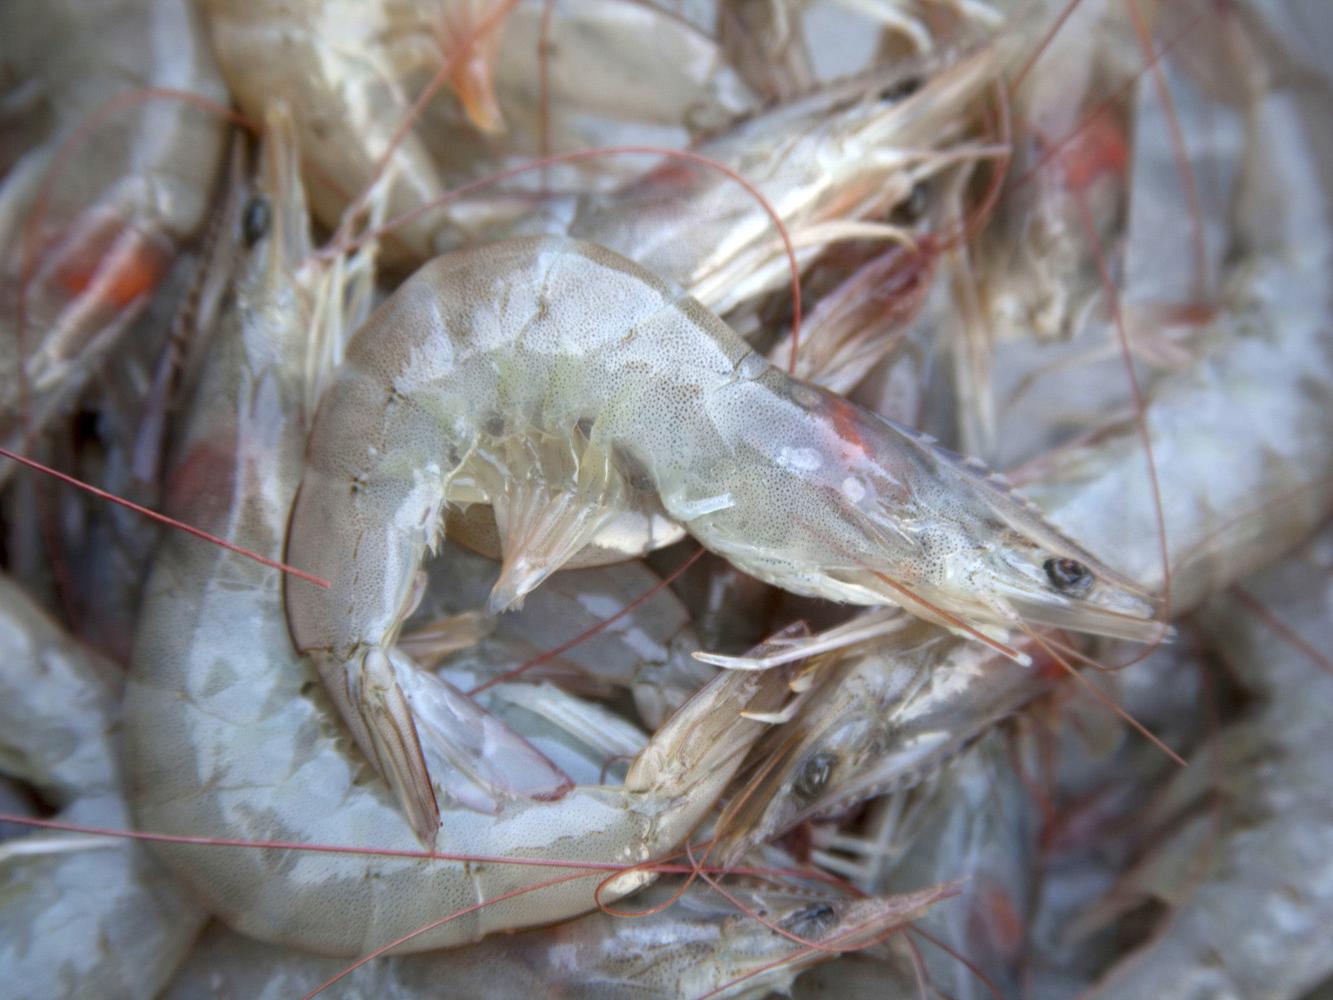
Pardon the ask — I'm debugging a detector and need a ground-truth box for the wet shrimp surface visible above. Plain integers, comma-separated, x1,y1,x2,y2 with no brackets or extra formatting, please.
2,1,1332,998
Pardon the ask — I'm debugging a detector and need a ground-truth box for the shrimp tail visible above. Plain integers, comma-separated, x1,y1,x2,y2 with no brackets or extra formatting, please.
312,646,441,843
313,644,574,844
437,0,510,134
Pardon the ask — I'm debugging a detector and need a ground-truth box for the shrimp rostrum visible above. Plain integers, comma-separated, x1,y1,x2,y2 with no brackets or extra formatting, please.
285,235,1164,838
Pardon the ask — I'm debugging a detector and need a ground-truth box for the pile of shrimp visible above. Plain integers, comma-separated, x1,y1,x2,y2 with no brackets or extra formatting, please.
1,0,1331,996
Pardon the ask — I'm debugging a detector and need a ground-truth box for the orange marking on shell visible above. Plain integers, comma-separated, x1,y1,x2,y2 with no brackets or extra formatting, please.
975,879,1025,958
823,393,869,462
1055,111,1129,192
54,222,168,308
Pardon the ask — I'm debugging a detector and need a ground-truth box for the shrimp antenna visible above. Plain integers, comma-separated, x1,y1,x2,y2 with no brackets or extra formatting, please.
1016,621,1185,767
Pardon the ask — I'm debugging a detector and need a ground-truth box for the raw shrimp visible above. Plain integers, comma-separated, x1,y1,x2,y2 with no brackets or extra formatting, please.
714,618,1040,861
1023,73,1333,613
952,0,1140,456
203,0,756,263
126,117,789,954
284,234,1161,835
0,574,204,999
0,0,228,455
427,0,757,153
878,732,1037,1000
163,882,954,999
375,0,761,253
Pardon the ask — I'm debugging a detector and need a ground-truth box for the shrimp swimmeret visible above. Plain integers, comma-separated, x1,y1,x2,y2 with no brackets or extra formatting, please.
284,234,1164,841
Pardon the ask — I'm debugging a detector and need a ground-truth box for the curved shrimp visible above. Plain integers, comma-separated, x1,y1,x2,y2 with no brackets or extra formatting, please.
283,233,1162,839
403,27,1009,581
126,113,789,955
0,0,228,455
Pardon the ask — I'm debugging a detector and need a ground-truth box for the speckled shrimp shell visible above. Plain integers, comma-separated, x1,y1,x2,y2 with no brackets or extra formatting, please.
284,234,1162,836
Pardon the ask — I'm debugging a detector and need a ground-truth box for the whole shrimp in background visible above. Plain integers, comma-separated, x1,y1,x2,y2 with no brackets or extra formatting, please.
951,0,1142,457
0,0,227,457
873,732,1036,1000
126,110,790,954
163,882,952,999
416,0,757,187
284,230,1164,834
0,575,203,999
558,35,1012,318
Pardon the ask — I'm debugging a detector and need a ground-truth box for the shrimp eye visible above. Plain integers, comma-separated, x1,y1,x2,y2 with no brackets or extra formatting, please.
878,76,922,102
794,751,836,800
242,196,272,246
1044,557,1094,595
891,183,928,225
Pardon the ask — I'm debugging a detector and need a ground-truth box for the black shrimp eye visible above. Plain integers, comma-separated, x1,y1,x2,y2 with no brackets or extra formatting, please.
890,182,928,225
877,76,922,102
242,195,272,247
1044,557,1094,595
794,751,836,800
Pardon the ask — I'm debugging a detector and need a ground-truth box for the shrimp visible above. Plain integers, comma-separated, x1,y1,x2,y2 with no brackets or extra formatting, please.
878,732,1037,1000
165,881,955,999
283,234,1163,835
714,619,1041,861
453,0,756,146
203,0,756,263
1021,67,1333,614
404,25,1004,544
0,574,204,999
0,0,228,456
125,114,790,954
